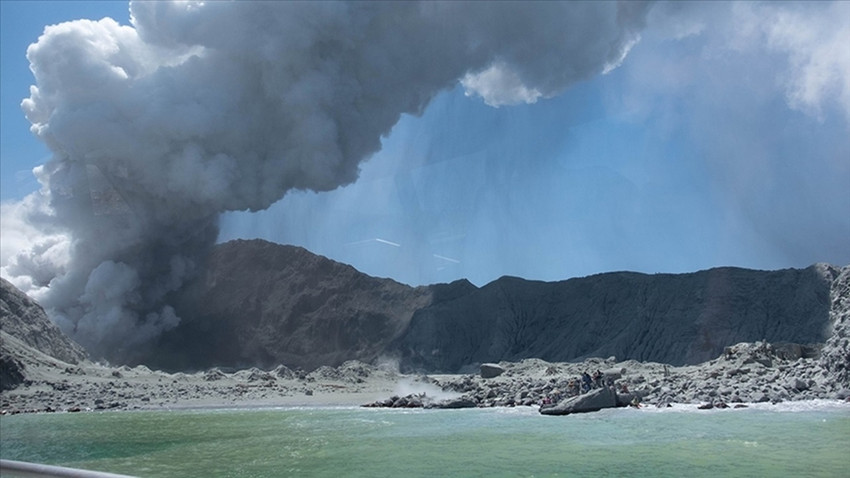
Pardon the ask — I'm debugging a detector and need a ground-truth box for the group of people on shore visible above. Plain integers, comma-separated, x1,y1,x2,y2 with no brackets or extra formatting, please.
576,370,607,393
539,369,643,408
540,370,607,405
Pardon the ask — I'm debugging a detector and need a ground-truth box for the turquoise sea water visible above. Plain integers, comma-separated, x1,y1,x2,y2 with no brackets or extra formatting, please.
1,402,849,477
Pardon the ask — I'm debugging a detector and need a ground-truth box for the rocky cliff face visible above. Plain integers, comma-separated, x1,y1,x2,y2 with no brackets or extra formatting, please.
147,241,842,373
145,240,436,371
395,264,839,372
820,266,850,383
1,278,87,365
1,278,89,390
3,240,844,376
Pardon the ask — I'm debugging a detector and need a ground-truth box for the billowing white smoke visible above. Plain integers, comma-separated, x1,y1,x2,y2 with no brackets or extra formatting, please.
2,1,650,362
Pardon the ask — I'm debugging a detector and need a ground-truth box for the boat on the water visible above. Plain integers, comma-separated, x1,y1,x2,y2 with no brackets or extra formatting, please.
0,459,136,478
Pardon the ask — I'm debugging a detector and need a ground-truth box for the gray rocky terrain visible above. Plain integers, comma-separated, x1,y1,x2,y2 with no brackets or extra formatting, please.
820,264,850,384
0,352,403,414
370,267,850,413
1,278,87,392
3,338,848,415
365,336,850,412
1,241,848,415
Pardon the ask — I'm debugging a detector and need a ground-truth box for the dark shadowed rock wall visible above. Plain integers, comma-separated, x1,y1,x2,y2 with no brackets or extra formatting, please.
147,240,436,371
19,238,832,374
394,265,838,372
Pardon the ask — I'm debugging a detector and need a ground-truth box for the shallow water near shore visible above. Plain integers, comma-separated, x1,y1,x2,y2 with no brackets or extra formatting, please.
2,402,849,477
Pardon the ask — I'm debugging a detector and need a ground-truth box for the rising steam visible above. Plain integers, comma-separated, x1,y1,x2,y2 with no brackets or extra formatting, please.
2,1,651,362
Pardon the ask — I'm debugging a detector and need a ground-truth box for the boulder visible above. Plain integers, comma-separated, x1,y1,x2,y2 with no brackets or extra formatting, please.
788,378,809,391
772,343,804,360
0,352,25,391
244,368,275,382
391,395,424,408
273,364,297,380
539,386,618,416
434,396,478,409
203,368,226,381
480,363,505,379
600,368,625,384
615,391,641,407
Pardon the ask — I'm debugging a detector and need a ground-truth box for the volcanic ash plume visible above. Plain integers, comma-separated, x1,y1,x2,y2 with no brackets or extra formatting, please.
1,1,650,362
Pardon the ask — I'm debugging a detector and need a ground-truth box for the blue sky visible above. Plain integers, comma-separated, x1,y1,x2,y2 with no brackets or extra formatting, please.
2,1,849,290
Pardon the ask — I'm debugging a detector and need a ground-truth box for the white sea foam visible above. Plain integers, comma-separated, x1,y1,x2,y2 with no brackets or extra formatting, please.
746,399,850,413
635,399,850,414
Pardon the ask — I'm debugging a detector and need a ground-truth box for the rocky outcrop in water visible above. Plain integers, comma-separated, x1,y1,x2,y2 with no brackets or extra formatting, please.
539,386,619,415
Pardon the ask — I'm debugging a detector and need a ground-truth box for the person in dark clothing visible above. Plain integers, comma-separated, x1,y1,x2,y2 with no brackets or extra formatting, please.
581,372,592,393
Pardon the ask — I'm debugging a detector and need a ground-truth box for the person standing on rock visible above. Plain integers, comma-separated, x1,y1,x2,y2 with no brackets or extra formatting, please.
582,372,592,393
594,370,604,388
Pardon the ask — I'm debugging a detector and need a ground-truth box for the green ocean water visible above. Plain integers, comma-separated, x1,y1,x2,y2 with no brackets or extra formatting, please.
1,403,848,477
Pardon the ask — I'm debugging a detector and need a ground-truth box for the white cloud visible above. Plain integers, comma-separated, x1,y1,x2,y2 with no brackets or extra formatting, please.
616,1,850,268
734,2,850,123
460,62,544,107
0,191,71,299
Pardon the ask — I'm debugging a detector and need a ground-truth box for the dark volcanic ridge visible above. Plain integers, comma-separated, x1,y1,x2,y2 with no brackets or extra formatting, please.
143,239,843,375
4,239,844,375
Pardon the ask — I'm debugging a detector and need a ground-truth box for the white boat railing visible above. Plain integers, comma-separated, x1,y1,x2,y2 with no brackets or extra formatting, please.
0,459,137,478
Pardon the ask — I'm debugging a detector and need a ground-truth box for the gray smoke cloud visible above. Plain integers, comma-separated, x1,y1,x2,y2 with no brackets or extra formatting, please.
4,1,651,362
